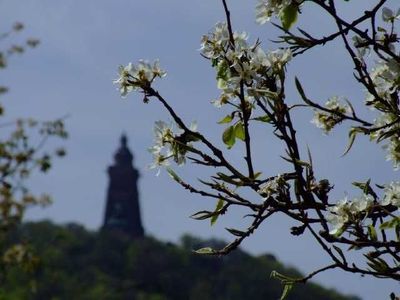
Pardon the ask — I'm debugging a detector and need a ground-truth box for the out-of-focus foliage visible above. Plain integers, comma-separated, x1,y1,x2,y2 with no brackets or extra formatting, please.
0,22,67,279
1,221,360,300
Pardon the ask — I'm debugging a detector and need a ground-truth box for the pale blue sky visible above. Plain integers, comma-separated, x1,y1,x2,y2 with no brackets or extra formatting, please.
1,1,399,299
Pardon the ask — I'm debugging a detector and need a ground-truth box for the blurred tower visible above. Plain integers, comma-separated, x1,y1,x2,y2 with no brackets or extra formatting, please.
102,134,144,238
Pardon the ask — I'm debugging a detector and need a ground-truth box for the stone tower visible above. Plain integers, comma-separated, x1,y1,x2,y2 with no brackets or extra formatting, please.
102,134,144,238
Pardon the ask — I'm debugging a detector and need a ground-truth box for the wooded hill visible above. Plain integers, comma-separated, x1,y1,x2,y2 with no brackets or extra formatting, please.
1,221,360,300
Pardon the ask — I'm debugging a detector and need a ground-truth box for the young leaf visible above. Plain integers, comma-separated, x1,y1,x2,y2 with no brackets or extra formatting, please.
216,172,241,185
210,199,224,226
368,225,377,241
253,171,262,179
280,283,294,300
194,247,216,255
190,210,214,220
333,245,346,263
280,4,298,30
234,122,245,141
295,77,307,101
222,125,236,149
342,128,358,156
270,271,294,281
217,79,227,89
226,227,246,237
166,167,181,182
352,179,374,196
380,217,400,230
253,115,271,123
218,114,233,124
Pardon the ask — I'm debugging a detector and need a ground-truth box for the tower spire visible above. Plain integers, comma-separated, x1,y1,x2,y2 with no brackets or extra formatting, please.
102,134,144,238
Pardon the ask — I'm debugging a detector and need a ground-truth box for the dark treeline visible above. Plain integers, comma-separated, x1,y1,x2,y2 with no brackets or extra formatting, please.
1,221,360,300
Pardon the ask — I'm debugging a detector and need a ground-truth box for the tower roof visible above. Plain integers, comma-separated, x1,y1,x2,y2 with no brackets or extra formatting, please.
104,134,144,238
114,134,133,165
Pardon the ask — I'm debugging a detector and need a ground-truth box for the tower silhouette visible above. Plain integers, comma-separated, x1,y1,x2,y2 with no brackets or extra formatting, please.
102,134,144,238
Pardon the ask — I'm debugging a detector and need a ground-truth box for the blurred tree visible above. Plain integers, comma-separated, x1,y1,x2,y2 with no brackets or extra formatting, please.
0,22,67,280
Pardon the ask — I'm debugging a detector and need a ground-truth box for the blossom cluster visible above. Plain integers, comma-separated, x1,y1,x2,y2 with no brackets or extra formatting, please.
327,194,374,236
257,175,287,200
200,22,292,107
113,60,166,97
353,7,399,58
255,0,293,24
328,182,400,236
148,121,197,174
366,58,400,107
382,181,400,207
311,96,350,133
148,121,176,173
366,58,400,169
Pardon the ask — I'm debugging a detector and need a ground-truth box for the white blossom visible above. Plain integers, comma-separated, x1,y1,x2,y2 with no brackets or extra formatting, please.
266,48,292,74
114,60,166,97
148,151,171,176
311,96,349,133
201,23,292,106
383,136,400,170
382,181,400,207
211,89,236,108
148,120,198,174
370,113,400,170
153,120,175,148
257,175,284,199
367,59,400,107
382,7,400,22
350,194,374,213
250,47,271,70
200,22,240,59
255,0,292,24
148,121,175,174
327,195,373,235
352,35,370,58
113,63,135,97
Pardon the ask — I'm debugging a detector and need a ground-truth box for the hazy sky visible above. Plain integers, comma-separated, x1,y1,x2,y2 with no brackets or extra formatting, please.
1,1,399,299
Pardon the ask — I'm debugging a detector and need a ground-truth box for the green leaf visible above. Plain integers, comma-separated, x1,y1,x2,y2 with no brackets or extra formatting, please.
270,271,294,282
217,78,227,89
254,171,262,179
234,122,245,141
380,217,400,230
333,245,346,263
280,4,298,30
166,167,181,182
216,60,229,89
333,225,346,238
218,114,233,124
190,210,214,220
342,127,358,156
194,247,216,255
211,199,224,226
216,60,229,80
368,225,377,241
366,256,389,272
253,115,271,123
280,283,293,300
216,172,241,185
295,77,306,100
225,227,246,237
222,125,236,149
352,179,375,196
